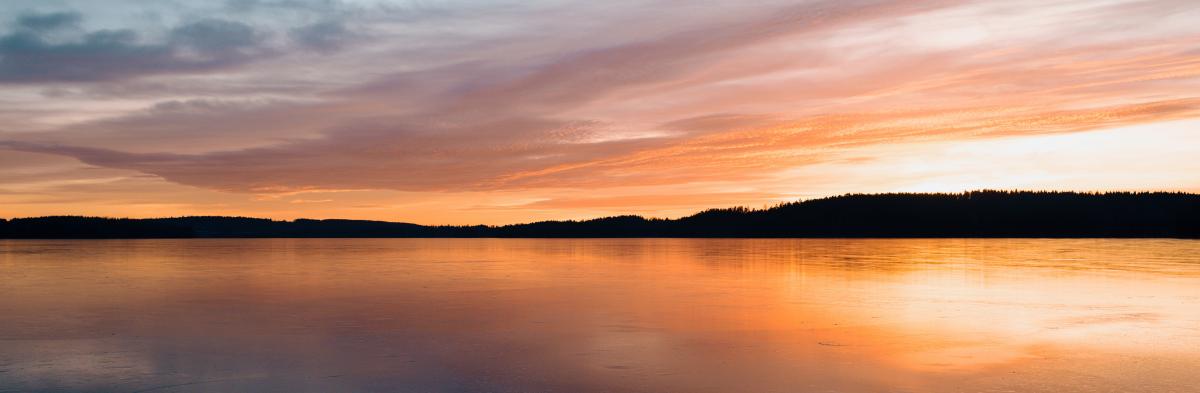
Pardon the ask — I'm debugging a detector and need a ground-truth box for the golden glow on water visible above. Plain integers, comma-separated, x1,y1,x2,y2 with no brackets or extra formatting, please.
1,239,1198,392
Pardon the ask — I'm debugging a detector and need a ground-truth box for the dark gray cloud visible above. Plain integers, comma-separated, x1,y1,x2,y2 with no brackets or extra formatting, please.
169,18,264,55
0,1,530,86
289,20,353,52
0,28,167,83
16,11,82,32
0,13,271,83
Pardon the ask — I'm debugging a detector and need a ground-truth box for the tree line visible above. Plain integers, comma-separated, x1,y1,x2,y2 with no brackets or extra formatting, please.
2,191,1197,238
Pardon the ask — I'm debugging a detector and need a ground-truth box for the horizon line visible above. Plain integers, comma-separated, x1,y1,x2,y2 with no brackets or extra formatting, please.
5,189,1197,228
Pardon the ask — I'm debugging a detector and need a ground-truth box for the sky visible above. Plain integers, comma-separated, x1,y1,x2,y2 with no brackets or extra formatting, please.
0,0,1198,225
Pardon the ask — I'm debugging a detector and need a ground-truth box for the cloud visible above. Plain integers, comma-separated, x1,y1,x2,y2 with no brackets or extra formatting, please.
0,0,411,85
0,15,271,83
425,0,952,117
169,18,264,55
1,0,1200,212
3,115,642,192
289,20,355,52
15,11,82,32
9,96,1198,195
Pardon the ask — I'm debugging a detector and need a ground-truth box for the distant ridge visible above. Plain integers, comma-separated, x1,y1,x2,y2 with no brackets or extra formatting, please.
2,191,1198,239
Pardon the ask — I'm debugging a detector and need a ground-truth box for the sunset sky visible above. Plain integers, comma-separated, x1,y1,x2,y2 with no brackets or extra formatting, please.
1,0,1199,224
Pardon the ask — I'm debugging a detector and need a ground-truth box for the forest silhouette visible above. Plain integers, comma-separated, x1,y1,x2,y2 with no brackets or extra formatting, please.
3,191,1197,238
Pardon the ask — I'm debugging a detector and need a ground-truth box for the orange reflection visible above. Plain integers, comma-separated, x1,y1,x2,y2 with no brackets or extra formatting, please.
2,239,1198,392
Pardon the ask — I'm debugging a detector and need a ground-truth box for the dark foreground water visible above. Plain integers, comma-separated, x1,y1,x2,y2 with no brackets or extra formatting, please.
1,239,1199,392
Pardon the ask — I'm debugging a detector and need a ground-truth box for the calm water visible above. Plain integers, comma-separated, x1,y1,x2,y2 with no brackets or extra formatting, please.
2,239,1199,393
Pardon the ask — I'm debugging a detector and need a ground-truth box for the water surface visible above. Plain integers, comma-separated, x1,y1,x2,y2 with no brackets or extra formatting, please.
2,239,1199,392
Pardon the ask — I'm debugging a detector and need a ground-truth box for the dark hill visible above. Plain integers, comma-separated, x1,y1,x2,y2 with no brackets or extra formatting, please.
2,191,1197,238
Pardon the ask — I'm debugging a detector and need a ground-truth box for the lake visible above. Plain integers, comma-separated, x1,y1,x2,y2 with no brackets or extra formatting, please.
2,239,1199,392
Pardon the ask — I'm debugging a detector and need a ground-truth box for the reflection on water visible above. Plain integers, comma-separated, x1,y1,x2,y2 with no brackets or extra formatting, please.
1,239,1199,392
